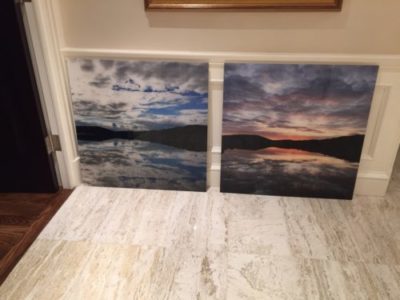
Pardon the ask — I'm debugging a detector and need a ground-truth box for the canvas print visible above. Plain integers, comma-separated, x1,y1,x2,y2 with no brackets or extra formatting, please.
221,63,378,199
68,59,208,191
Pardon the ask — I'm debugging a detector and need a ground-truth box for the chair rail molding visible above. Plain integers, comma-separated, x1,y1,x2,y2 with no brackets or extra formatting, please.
30,0,400,195
61,47,400,71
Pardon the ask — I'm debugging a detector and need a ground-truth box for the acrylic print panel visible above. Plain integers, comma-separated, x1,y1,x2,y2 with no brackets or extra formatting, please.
68,59,208,191
221,63,378,199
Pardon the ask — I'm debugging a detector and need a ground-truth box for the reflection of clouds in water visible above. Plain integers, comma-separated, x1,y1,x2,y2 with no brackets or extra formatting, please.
223,148,357,177
221,148,358,199
78,140,206,191
282,162,316,175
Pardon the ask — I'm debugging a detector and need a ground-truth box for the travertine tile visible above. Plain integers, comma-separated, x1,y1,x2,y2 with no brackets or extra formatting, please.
279,197,339,261
227,252,400,300
39,186,124,241
204,188,227,252
224,193,291,256
63,243,204,300
2,153,400,300
338,201,400,265
0,240,92,300
0,240,207,300
40,187,218,251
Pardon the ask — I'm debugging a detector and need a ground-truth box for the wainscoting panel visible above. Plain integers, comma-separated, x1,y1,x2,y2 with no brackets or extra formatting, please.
59,50,400,196
26,0,400,196
355,71,400,195
362,85,391,160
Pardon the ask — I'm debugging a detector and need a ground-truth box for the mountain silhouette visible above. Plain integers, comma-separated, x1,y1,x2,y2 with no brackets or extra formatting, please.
136,125,207,151
77,125,364,162
76,126,138,141
223,134,365,162
76,125,207,152
222,135,272,150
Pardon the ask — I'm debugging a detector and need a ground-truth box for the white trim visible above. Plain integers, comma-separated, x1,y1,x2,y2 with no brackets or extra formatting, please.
209,80,224,88
61,47,400,69
31,0,80,188
364,85,391,159
355,172,391,196
23,3,63,185
211,165,221,171
357,172,390,180
212,146,222,154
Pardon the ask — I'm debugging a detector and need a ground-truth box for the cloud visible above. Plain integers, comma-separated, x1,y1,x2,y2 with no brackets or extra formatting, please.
114,61,208,93
223,74,266,102
80,59,95,72
73,101,128,118
89,75,111,88
78,139,206,190
223,63,378,139
68,59,208,131
99,60,114,70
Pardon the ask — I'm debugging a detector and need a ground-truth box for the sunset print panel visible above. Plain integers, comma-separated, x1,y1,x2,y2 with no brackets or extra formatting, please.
68,59,208,191
221,63,378,199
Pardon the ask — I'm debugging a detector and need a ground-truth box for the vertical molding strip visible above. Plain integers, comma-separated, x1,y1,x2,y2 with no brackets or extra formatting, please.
208,63,224,187
364,85,391,160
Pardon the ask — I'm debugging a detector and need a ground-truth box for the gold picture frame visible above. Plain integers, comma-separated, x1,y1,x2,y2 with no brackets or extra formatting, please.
145,0,343,10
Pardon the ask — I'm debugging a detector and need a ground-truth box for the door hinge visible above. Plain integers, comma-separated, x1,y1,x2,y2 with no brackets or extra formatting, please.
45,134,62,154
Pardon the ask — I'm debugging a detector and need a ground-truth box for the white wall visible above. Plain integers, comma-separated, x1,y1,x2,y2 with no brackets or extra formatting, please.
30,0,400,196
58,0,400,54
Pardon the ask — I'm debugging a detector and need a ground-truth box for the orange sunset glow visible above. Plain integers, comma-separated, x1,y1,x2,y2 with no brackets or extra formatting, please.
223,63,378,142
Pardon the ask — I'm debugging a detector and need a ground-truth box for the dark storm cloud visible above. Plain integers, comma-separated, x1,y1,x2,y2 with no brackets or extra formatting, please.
254,64,377,88
260,92,371,117
89,75,111,88
225,64,377,101
99,60,114,70
73,100,127,117
80,59,95,72
223,75,266,102
223,63,378,137
114,61,208,91
286,75,376,100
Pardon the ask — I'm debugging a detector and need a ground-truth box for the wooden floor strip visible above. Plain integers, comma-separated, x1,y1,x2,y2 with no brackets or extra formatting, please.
0,189,72,284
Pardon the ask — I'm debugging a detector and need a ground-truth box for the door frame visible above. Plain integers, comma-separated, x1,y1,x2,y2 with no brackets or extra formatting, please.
24,0,81,189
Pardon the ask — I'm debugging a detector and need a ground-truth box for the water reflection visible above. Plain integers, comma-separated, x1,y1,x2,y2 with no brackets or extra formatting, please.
78,139,207,191
221,147,358,199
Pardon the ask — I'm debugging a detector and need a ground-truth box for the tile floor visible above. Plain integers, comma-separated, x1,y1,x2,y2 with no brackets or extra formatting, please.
0,155,399,299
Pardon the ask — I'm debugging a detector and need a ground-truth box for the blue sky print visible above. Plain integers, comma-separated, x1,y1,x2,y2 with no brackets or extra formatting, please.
68,59,208,191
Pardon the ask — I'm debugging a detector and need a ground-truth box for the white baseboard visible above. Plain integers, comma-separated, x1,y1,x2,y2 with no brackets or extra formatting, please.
355,172,391,196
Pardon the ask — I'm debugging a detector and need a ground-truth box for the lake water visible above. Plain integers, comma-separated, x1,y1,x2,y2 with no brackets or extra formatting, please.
78,139,207,191
221,147,359,199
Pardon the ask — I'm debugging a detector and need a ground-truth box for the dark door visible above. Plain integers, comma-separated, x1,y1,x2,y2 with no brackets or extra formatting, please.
0,0,59,192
